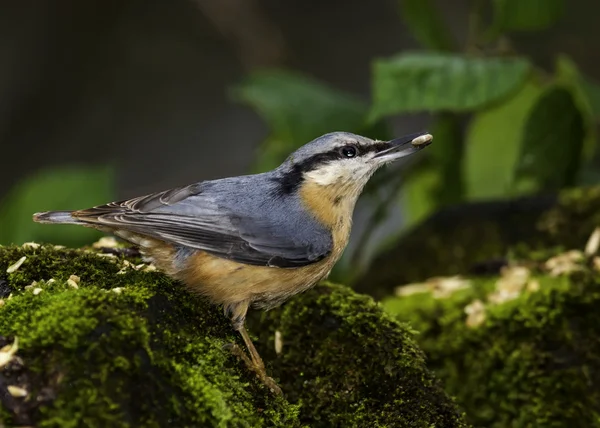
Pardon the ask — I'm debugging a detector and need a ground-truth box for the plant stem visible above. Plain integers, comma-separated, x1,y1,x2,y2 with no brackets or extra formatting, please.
466,0,486,53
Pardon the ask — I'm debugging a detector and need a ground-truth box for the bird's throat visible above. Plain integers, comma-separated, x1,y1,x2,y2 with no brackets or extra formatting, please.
298,181,356,250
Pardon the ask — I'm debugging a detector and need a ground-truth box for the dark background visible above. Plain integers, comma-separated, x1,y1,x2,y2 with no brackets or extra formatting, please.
1,0,596,199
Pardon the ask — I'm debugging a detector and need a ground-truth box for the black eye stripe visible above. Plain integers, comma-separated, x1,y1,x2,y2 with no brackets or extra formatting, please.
271,141,391,195
297,142,391,170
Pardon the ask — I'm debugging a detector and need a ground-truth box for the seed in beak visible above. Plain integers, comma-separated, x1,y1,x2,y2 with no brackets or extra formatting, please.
411,134,433,147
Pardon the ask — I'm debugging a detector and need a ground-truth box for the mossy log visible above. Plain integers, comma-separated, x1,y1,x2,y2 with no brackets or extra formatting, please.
0,245,466,427
355,186,600,298
382,254,600,427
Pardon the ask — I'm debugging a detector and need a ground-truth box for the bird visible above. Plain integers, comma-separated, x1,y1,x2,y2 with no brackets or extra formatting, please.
33,131,432,395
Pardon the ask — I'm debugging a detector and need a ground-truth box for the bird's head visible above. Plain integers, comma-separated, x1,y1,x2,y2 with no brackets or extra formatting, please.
274,131,432,197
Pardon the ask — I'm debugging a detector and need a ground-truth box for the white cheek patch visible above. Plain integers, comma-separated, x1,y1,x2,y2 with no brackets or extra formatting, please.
305,160,373,186
305,163,341,186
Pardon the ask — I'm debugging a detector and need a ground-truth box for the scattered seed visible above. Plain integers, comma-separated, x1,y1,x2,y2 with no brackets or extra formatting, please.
394,283,430,297
21,242,40,249
7,385,28,398
0,337,18,368
53,245,65,250
545,250,584,276
465,299,486,328
489,266,530,304
96,253,117,259
585,227,600,257
395,276,471,298
526,279,541,292
33,288,43,295
25,281,38,291
6,256,26,273
92,236,120,249
431,276,471,298
274,330,283,355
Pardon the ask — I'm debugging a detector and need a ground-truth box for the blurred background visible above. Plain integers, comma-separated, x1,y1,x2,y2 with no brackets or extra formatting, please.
1,0,599,282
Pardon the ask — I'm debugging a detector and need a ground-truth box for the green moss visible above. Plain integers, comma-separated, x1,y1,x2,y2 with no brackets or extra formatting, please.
248,283,467,427
383,266,600,427
355,185,600,298
0,245,466,427
0,245,297,427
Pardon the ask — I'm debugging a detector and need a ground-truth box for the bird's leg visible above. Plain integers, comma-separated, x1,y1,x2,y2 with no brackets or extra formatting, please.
235,323,282,395
224,302,282,396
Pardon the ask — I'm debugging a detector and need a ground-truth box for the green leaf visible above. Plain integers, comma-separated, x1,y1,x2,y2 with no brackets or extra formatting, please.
370,53,530,120
0,165,115,246
513,86,585,190
555,55,597,160
232,69,388,172
493,0,564,32
464,77,544,199
399,0,455,51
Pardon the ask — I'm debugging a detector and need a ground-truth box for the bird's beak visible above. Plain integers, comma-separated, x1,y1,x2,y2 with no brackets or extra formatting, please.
372,132,433,163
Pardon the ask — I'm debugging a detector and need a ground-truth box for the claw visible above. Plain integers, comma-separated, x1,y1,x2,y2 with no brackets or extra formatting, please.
225,341,283,396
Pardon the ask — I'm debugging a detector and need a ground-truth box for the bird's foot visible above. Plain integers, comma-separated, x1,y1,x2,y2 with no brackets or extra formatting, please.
224,343,283,396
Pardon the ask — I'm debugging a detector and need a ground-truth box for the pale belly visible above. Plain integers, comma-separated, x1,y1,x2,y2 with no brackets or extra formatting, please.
178,249,338,310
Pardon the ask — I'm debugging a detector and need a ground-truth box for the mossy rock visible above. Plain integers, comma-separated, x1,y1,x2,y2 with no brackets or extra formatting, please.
0,245,466,427
355,186,600,298
382,256,600,427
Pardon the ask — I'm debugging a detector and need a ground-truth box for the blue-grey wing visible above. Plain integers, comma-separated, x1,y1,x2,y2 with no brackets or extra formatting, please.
73,181,332,268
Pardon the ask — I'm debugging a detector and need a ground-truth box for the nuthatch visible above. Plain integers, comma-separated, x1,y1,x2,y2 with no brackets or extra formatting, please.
33,131,432,395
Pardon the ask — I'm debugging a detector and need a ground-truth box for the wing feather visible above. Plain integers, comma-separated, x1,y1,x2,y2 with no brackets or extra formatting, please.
74,183,332,268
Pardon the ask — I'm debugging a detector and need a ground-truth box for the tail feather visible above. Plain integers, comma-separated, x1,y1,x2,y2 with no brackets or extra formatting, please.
33,210,82,225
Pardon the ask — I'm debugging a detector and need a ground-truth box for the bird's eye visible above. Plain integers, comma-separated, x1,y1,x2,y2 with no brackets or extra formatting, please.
340,145,357,158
